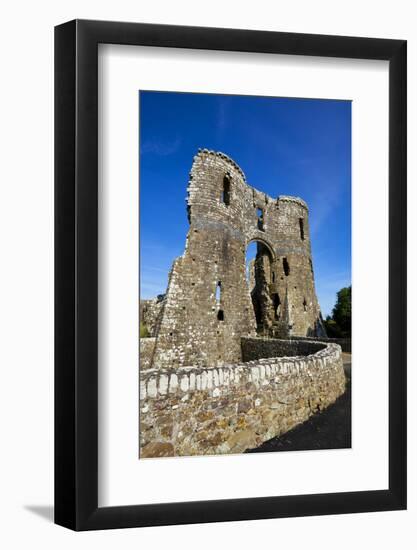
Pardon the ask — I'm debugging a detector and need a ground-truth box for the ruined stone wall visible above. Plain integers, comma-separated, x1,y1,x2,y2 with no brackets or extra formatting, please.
149,149,326,370
269,196,325,339
140,340,345,457
139,337,156,370
150,151,257,370
139,296,165,336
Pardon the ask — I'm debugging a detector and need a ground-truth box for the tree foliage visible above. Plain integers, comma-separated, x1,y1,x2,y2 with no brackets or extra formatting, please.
323,286,351,338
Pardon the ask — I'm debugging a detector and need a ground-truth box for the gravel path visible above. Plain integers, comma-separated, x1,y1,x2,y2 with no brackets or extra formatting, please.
247,354,352,453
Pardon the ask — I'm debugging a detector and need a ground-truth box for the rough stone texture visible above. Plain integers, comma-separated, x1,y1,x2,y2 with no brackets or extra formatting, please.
148,149,326,371
141,441,175,458
139,338,156,370
140,295,165,336
139,339,345,457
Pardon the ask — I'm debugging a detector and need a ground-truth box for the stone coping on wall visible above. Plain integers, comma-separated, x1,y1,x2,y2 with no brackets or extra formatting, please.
139,340,342,401
277,195,309,210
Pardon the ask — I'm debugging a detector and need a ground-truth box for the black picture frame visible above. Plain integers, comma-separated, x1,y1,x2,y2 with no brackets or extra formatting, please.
55,19,407,531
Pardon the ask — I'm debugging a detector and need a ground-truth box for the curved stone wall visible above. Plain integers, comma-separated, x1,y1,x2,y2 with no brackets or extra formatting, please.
139,339,346,458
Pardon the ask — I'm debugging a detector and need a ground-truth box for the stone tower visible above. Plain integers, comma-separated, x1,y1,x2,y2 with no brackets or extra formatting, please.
147,149,325,370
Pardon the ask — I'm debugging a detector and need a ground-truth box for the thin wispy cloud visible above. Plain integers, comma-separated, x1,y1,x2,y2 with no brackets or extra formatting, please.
302,154,348,237
142,266,170,274
141,135,182,156
140,283,167,299
309,185,342,237
215,98,230,142
140,243,180,299
317,273,351,291
140,272,169,298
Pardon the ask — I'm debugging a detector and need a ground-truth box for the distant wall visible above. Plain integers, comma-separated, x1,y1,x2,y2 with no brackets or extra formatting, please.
241,337,326,361
139,340,345,458
293,336,351,353
140,298,164,336
140,338,156,370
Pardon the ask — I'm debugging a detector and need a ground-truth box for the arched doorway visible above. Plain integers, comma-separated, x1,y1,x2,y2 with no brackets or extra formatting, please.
245,239,276,334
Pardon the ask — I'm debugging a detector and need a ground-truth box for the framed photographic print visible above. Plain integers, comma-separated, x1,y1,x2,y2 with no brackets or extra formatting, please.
55,19,406,530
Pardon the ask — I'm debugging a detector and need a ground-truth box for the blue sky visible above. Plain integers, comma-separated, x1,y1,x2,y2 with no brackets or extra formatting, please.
139,91,351,316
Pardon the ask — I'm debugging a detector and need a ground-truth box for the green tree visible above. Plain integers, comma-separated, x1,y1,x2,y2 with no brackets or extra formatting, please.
323,315,342,338
331,286,351,337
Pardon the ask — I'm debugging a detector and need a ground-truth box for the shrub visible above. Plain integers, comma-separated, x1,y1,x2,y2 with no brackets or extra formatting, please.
140,322,150,338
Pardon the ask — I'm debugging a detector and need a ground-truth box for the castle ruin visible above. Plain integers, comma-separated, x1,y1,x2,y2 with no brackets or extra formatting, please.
142,149,326,371
139,150,345,458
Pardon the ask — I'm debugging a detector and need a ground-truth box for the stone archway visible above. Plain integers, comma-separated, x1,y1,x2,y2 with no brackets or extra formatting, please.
247,236,276,263
245,238,276,335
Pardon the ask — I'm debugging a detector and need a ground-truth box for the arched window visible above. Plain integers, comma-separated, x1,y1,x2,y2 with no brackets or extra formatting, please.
222,174,231,205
